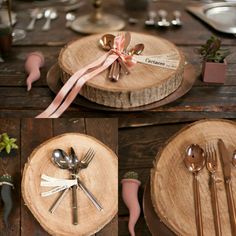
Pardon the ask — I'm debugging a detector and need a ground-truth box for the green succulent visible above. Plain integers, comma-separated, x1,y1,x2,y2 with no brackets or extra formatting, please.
0,133,18,154
123,171,139,180
197,35,229,63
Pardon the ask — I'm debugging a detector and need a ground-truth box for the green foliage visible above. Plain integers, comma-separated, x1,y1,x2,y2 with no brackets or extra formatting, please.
197,36,229,63
0,133,18,154
123,171,139,180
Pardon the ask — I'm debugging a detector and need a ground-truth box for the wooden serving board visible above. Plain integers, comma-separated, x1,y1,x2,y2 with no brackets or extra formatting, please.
22,133,118,236
59,32,185,108
46,63,196,112
151,119,236,236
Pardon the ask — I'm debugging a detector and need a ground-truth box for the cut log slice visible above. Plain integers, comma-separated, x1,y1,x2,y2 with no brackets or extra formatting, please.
22,133,118,236
59,32,185,108
151,119,236,236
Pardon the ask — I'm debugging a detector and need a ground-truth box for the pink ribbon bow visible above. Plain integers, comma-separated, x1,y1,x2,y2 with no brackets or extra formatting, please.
36,33,135,118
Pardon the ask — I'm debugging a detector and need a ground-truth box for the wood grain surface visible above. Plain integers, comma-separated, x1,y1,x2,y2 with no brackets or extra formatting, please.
0,0,235,118
22,133,118,236
0,118,118,236
151,119,236,236
47,63,196,112
59,32,184,108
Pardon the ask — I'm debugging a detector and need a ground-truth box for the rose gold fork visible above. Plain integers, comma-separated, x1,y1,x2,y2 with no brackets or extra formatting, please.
206,143,222,236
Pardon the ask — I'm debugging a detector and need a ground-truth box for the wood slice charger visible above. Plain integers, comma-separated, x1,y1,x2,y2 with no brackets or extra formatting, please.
22,133,118,236
59,32,185,108
150,119,236,236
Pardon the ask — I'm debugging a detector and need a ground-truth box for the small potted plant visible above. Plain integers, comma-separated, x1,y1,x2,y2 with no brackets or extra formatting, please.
197,35,230,83
0,133,18,155
0,133,17,227
121,171,141,236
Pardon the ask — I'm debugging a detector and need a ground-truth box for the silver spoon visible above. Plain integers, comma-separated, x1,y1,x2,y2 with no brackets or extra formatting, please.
42,8,58,31
65,12,76,28
52,149,78,225
27,8,43,31
52,149,72,169
157,9,170,27
171,10,182,27
145,11,156,27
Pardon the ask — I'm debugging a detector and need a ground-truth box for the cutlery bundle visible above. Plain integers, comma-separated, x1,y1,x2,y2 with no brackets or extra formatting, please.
184,139,236,236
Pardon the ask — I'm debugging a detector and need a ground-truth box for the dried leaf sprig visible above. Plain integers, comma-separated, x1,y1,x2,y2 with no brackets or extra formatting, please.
0,133,18,154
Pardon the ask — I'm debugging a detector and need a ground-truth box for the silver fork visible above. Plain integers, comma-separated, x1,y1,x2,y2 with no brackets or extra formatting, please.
206,142,222,236
74,148,103,211
49,148,95,213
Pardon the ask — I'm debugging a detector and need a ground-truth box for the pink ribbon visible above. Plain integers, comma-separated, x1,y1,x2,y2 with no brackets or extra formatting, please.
36,33,135,118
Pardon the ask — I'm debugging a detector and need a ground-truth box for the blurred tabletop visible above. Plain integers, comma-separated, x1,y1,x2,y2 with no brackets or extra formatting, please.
0,0,235,119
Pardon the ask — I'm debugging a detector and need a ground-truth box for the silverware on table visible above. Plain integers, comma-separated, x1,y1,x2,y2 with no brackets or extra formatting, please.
70,148,79,225
65,12,76,28
42,8,58,31
145,11,157,26
157,9,170,27
171,10,182,26
184,144,205,236
205,142,222,236
27,8,43,31
50,147,102,214
51,149,78,225
71,147,103,211
218,139,236,235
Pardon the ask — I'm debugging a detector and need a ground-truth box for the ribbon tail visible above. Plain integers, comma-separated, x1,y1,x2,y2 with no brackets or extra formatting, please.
36,51,112,118
48,54,118,118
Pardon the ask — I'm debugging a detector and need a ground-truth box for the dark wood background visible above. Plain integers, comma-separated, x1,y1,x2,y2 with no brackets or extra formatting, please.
0,118,118,236
0,0,235,119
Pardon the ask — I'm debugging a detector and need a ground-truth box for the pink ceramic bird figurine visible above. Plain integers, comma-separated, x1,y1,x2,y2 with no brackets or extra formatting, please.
121,171,141,236
25,51,45,91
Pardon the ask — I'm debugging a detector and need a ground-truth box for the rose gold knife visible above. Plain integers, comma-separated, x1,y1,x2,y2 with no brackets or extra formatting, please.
218,139,236,235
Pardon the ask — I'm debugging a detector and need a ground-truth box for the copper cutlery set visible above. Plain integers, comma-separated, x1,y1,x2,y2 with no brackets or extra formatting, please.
184,139,236,236
99,32,144,82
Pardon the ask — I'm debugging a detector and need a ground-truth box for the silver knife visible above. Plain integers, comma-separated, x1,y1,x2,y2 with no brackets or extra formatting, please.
218,139,236,235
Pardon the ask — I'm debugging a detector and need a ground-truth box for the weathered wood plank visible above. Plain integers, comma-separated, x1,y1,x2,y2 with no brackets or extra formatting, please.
85,118,118,154
0,119,21,236
119,216,151,236
52,118,86,136
20,119,53,236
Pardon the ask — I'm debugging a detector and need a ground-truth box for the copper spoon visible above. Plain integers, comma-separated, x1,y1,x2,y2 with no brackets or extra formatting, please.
110,32,131,81
184,144,205,236
128,43,145,56
99,34,130,80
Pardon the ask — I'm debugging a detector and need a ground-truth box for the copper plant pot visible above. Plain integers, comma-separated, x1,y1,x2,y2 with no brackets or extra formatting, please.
202,60,227,83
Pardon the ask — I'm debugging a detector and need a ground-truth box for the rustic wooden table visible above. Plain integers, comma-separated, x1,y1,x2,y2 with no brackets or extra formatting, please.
0,118,118,236
1,0,236,235
0,0,235,119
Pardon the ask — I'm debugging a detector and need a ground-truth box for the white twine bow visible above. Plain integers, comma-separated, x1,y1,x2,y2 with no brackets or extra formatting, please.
40,174,77,197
